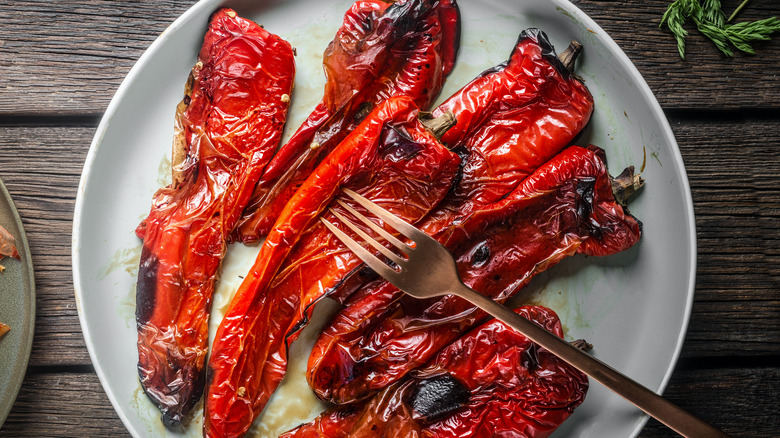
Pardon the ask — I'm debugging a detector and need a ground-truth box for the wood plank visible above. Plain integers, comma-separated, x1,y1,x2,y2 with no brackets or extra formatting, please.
671,117,780,357
0,126,94,366
640,367,780,437
0,0,195,117
0,0,778,116
575,0,780,110
1,367,776,436
0,371,130,437
0,116,778,366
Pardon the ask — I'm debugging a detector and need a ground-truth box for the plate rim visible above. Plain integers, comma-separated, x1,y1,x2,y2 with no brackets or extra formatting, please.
0,177,37,428
71,0,697,436
561,3,697,437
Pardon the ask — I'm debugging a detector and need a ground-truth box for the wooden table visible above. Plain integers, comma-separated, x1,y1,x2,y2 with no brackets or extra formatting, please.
0,0,777,436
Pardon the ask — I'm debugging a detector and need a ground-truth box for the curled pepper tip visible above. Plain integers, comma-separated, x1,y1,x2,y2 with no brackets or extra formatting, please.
611,165,645,206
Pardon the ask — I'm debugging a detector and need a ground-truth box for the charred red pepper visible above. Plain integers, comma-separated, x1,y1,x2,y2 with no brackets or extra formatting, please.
285,306,588,437
308,144,641,404
232,0,460,242
134,9,295,427
327,28,594,303
204,96,461,438
306,29,602,404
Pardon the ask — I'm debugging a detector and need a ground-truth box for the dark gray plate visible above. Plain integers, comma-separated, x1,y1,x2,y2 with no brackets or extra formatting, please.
0,178,35,428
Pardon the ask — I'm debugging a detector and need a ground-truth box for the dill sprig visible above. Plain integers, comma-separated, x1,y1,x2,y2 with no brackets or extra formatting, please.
660,0,780,58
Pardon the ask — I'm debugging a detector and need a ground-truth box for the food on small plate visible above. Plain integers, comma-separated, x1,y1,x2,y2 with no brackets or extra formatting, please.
0,224,19,338
0,224,20,274
204,96,461,438
134,8,295,428
233,0,461,242
0,322,9,340
283,306,588,438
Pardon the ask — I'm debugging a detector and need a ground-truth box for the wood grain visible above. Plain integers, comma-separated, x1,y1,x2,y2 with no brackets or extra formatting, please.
0,0,778,436
640,367,780,437
574,0,780,110
0,0,779,116
1,372,130,436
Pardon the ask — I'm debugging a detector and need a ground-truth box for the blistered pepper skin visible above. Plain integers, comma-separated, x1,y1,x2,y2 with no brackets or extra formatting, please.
134,9,295,427
326,28,594,305
204,96,460,438
284,306,588,438
308,145,641,404
307,29,602,404
232,0,460,242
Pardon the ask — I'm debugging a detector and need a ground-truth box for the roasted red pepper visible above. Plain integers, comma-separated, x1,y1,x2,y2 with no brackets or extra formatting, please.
204,96,461,438
232,0,460,242
285,306,588,437
0,224,19,261
327,28,593,303
306,29,602,404
134,9,295,427
308,144,641,404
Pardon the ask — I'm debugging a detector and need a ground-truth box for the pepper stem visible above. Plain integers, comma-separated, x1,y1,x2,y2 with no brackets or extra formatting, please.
611,166,645,206
419,110,456,140
571,339,593,352
558,41,583,73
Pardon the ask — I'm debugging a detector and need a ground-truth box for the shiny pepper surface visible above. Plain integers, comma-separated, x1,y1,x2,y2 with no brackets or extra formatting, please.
232,0,460,242
204,96,460,438
308,145,641,404
284,306,588,437
134,9,295,427
307,29,603,404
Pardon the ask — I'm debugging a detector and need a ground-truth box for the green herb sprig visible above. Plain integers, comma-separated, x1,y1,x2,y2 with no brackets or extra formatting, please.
661,0,780,58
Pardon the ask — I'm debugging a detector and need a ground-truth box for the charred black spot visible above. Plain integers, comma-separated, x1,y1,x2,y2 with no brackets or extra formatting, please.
380,125,423,162
358,264,378,280
518,28,573,79
408,374,470,424
521,342,540,372
493,274,501,281
576,177,596,220
382,0,423,36
576,177,601,238
471,242,490,267
353,102,373,124
447,144,470,194
136,245,159,324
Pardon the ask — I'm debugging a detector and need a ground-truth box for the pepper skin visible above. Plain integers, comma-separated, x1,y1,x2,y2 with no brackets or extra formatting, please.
204,96,460,438
308,145,641,404
134,9,295,427
284,306,588,438
232,0,460,242
307,29,599,404
0,224,20,260
327,28,593,304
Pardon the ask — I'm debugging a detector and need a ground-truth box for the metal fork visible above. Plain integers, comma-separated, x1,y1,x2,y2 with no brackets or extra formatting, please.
321,188,729,438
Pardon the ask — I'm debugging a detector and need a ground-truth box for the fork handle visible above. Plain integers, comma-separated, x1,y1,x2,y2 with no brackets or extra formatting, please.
453,284,730,438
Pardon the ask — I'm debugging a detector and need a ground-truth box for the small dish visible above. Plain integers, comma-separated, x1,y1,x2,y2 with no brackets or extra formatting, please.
0,178,36,428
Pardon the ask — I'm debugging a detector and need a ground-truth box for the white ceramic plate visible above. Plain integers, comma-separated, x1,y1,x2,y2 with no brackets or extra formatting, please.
73,0,696,436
